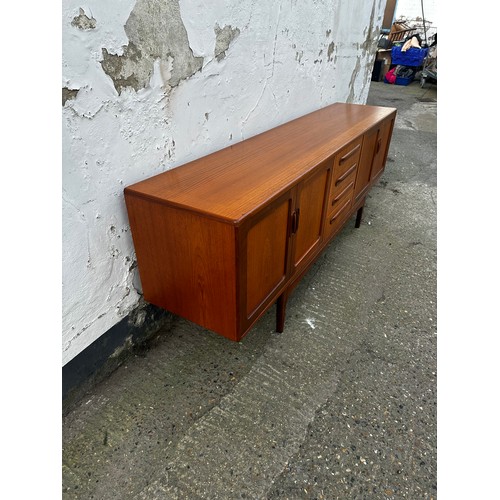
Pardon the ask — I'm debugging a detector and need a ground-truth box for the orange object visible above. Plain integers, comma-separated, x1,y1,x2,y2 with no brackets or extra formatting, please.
125,103,397,340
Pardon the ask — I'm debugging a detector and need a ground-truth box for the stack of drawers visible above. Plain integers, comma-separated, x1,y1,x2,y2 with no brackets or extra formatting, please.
326,137,362,236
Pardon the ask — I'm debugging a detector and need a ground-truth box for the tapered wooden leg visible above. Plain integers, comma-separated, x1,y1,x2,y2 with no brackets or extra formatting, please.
276,292,288,333
355,204,364,228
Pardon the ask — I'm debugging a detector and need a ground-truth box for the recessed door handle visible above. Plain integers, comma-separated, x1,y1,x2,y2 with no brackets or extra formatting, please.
290,208,301,234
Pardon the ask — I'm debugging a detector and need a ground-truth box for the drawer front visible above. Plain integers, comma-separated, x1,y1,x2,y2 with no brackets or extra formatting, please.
325,189,353,238
328,137,361,215
328,169,356,216
332,138,362,182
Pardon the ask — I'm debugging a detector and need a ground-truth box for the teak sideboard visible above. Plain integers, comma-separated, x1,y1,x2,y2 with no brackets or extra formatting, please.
125,103,396,341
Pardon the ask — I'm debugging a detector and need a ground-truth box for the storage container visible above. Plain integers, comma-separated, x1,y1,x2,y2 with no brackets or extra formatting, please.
395,76,414,86
391,46,428,66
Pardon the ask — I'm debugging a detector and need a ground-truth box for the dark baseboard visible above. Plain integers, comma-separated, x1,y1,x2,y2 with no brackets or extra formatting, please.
62,300,171,415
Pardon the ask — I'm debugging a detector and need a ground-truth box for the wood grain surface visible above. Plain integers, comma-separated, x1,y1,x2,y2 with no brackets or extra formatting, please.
124,102,397,340
125,103,396,224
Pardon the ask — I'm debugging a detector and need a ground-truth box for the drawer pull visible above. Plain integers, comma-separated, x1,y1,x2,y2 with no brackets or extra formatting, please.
339,144,361,165
329,199,351,224
332,181,355,204
335,164,357,186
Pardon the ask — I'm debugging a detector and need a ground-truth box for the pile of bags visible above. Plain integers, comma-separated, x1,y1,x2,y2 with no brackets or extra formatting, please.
384,65,416,84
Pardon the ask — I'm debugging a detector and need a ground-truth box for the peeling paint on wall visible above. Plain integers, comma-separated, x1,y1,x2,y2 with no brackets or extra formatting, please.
62,87,79,106
214,24,240,62
347,56,362,103
360,1,379,58
358,2,380,100
71,8,96,30
345,2,378,105
101,42,144,93
100,0,204,94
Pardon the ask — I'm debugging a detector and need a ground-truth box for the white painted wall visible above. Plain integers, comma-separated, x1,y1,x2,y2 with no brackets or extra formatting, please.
62,0,387,365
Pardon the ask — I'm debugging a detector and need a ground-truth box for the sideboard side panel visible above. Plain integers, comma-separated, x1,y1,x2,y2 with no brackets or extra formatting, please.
125,195,238,340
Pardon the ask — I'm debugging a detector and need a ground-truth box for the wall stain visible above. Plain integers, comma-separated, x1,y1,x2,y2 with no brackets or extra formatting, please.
214,23,240,62
101,0,204,94
327,41,335,62
71,8,96,30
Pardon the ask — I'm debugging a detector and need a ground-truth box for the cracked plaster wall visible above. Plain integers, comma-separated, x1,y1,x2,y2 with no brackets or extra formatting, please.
62,0,385,365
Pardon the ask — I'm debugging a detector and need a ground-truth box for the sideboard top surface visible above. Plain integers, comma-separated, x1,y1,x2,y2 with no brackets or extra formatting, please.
125,103,396,224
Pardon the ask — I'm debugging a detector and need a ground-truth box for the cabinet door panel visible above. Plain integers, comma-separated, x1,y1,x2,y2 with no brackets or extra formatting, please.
371,118,393,180
354,128,377,202
246,197,291,316
292,164,329,270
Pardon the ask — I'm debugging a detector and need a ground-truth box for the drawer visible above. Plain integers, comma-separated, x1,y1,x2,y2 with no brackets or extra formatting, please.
328,162,356,218
329,168,356,212
328,137,361,215
325,189,353,237
333,138,362,180
327,175,356,217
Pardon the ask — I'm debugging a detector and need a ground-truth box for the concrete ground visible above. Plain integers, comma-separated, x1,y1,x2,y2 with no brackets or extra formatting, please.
62,80,437,499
